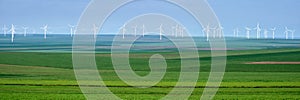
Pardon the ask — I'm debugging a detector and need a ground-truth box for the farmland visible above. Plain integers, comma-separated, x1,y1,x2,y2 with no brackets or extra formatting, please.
0,47,299,99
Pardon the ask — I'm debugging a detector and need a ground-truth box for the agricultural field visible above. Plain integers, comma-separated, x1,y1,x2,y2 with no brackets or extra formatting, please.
0,43,299,99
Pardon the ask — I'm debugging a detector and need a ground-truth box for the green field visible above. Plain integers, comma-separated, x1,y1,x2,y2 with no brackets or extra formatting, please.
0,48,299,99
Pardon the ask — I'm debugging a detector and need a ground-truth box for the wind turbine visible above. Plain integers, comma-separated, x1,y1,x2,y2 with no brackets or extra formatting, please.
159,24,164,40
181,26,186,38
68,24,75,37
233,29,236,37
133,25,137,37
290,30,295,40
263,29,268,39
171,26,176,37
41,25,48,39
142,24,145,37
119,24,126,39
93,24,99,39
177,26,181,37
177,26,184,38
234,28,240,37
2,25,8,36
175,24,179,37
210,27,217,38
203,24,210,41
22,26,28,37
217,24,224,38
254,23,261,39
284,27,290,40
270,27,276,39
8,24,16,42
245,27,251,39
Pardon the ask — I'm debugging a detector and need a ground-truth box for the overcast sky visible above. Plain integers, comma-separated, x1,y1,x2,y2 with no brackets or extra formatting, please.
0,0,299,38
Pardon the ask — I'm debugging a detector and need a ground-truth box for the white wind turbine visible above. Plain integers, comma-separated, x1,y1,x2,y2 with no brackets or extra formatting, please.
234,28,240,37
210,27,217,38
181,26,186,38
245,27,251,39
270,27,276,39
177,26,181,37
290,30,295,40
263,29,268,39
142,24,145,37
41,25,48,39
22,26,28,37
93,24,99,39
119,24,126,39
202,26,205,37
175,24,179,37
2,25,8,36
133,25,137,37
159,24,164,40
68,24,75,37
233,29,236,37
216,24,224,38
284,27,290,40
236,28,240,37
254,23,261,39
171,26,176,37
177,26,184,38
8,24,16,42
179,27,186,38
203,24,210,41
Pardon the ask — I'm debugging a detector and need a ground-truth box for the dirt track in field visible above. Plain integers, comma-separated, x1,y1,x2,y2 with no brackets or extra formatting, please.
246,62,300,64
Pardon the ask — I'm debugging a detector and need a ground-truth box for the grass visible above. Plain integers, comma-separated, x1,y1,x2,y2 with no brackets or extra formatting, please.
0,48,299,99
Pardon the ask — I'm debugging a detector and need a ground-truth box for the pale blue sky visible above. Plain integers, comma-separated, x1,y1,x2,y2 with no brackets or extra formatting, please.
0,0,299,38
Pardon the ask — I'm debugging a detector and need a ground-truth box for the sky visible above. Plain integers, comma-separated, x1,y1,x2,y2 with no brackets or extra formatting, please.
0,0,299,38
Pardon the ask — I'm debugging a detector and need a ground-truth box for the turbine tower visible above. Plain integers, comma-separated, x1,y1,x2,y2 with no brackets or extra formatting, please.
263,29,268,39
93,24,99,39
234,28,240,37
291,30,295,40
245,27,251,39
233,29,236,37
202,24,210,41
133,25,137,37
159,24,164,40
254,23,261,39
178,26,182,38
175,24,179,37
9,24,16,42
210,27,217,38
142,24,145,37
2,25,8,36
284,27,290,40
270,27,276,39
171,26,175,37
119,24,126,39
22,26,28,37
68,24,75,37
178,26,184,38
181,27,186,38
41,25,48,39
217,24,224,38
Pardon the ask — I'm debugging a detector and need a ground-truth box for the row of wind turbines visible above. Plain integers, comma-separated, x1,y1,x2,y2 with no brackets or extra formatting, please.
1,23,297,43
233,23,296,40
118,24,187,40
2,24,48,42
1,24,112,43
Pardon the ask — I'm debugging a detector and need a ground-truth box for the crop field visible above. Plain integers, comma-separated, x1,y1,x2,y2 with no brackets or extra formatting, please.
0,46,299,99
